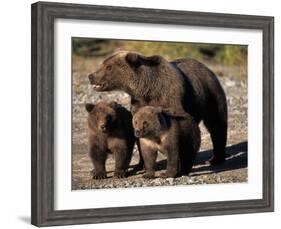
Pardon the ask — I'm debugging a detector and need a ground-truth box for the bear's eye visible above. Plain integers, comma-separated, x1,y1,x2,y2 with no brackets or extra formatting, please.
106,115,111,122
106,65,112,71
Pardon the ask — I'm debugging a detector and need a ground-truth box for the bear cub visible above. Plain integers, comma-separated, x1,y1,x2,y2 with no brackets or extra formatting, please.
86,101,135,179
133,106,201,178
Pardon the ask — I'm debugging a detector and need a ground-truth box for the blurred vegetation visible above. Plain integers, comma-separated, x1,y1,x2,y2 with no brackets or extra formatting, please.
72,38,247,66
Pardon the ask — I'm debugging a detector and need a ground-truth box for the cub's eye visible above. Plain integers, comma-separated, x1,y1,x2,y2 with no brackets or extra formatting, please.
106,115,112,122
106,65,112,71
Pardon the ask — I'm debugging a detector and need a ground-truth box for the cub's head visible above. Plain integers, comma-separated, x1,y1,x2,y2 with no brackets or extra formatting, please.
88,51,162,92
132,106,167,138
85,101,119,133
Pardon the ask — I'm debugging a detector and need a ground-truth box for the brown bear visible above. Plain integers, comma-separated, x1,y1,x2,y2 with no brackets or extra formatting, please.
132,106,200,178
88,51,227,165
85,101,135,179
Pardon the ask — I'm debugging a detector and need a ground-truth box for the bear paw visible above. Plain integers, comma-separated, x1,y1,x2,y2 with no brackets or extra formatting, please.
142,172,155,179
113,171,126,178
208,155,226,166
92,171,107,179
160,172,177,178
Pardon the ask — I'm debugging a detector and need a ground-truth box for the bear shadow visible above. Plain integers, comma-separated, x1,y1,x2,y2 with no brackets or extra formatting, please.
154,141,248,176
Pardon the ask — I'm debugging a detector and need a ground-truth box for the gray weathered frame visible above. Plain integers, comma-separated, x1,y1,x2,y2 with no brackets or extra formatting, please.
31,1,274,227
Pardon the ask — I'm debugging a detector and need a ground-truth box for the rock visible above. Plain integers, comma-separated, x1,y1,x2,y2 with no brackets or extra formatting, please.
166,178,174,185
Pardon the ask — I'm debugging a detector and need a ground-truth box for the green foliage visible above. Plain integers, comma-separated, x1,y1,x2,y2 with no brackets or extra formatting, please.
214,45,247,66
72,38,247,66
72,38,118,57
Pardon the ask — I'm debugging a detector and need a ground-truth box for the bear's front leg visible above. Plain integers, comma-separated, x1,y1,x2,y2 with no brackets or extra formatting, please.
90,148,107,179
161,145,179,178
111,142,131,179
141,145,157,179
113,153,126,179
91,170,107,180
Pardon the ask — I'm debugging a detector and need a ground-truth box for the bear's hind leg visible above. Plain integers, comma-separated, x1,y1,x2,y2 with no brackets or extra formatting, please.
203,113,227,165
178,143,196,176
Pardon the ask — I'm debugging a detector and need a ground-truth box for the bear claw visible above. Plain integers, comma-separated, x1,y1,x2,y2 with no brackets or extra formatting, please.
113,171,126,178
92,171,107,179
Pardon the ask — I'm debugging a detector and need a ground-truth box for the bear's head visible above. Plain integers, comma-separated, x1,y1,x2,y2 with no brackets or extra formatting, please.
132,106,168,138
85,101,119,133
133,106,190,138
88,51,162,93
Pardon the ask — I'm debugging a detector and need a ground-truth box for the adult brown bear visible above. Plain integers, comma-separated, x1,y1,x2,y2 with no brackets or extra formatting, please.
88,51,227,165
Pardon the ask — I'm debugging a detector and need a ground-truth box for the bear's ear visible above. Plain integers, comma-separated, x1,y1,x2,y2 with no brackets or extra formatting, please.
109,101,120,109
126,53,161,68
162,108,188,119
143,55,162,66
85,103,95,112
126,53,142,68
158,112,167,127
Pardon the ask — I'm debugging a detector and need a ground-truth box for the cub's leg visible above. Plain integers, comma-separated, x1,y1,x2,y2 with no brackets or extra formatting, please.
113,151,128,178
161,145,179,178
132,138,144,172
110,140,131,178
90,147,107,179
140,140,157,179
125,139,135,172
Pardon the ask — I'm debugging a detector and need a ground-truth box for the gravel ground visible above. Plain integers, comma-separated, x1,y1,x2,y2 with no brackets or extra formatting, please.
71,57,248,190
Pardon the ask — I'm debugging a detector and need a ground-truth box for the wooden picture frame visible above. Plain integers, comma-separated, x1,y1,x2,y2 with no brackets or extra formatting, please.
31,1,274,226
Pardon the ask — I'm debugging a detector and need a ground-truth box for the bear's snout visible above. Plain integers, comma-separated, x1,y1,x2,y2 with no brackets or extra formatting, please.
134,129,141,137
88,72,108,91
100,124,107,132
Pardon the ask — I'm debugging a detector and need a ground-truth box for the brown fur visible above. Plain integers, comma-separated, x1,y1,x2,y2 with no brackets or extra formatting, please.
86,101,135,179
88,51,227,165
89,51,185,114
133,106,201,178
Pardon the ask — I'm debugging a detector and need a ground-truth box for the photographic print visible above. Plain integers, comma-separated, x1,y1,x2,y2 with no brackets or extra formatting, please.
31,2,273,226
71,38,248,190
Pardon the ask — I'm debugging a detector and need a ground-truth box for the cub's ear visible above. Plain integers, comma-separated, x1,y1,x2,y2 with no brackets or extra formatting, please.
162,108,188,119
158,112,167,127
126,53,142,67
85,103,95,112
153,107,167,126
109,101,120,109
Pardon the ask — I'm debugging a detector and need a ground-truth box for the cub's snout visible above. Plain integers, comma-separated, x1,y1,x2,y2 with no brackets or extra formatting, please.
134,129,141,138
100,124,107,132
88,73,95,83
